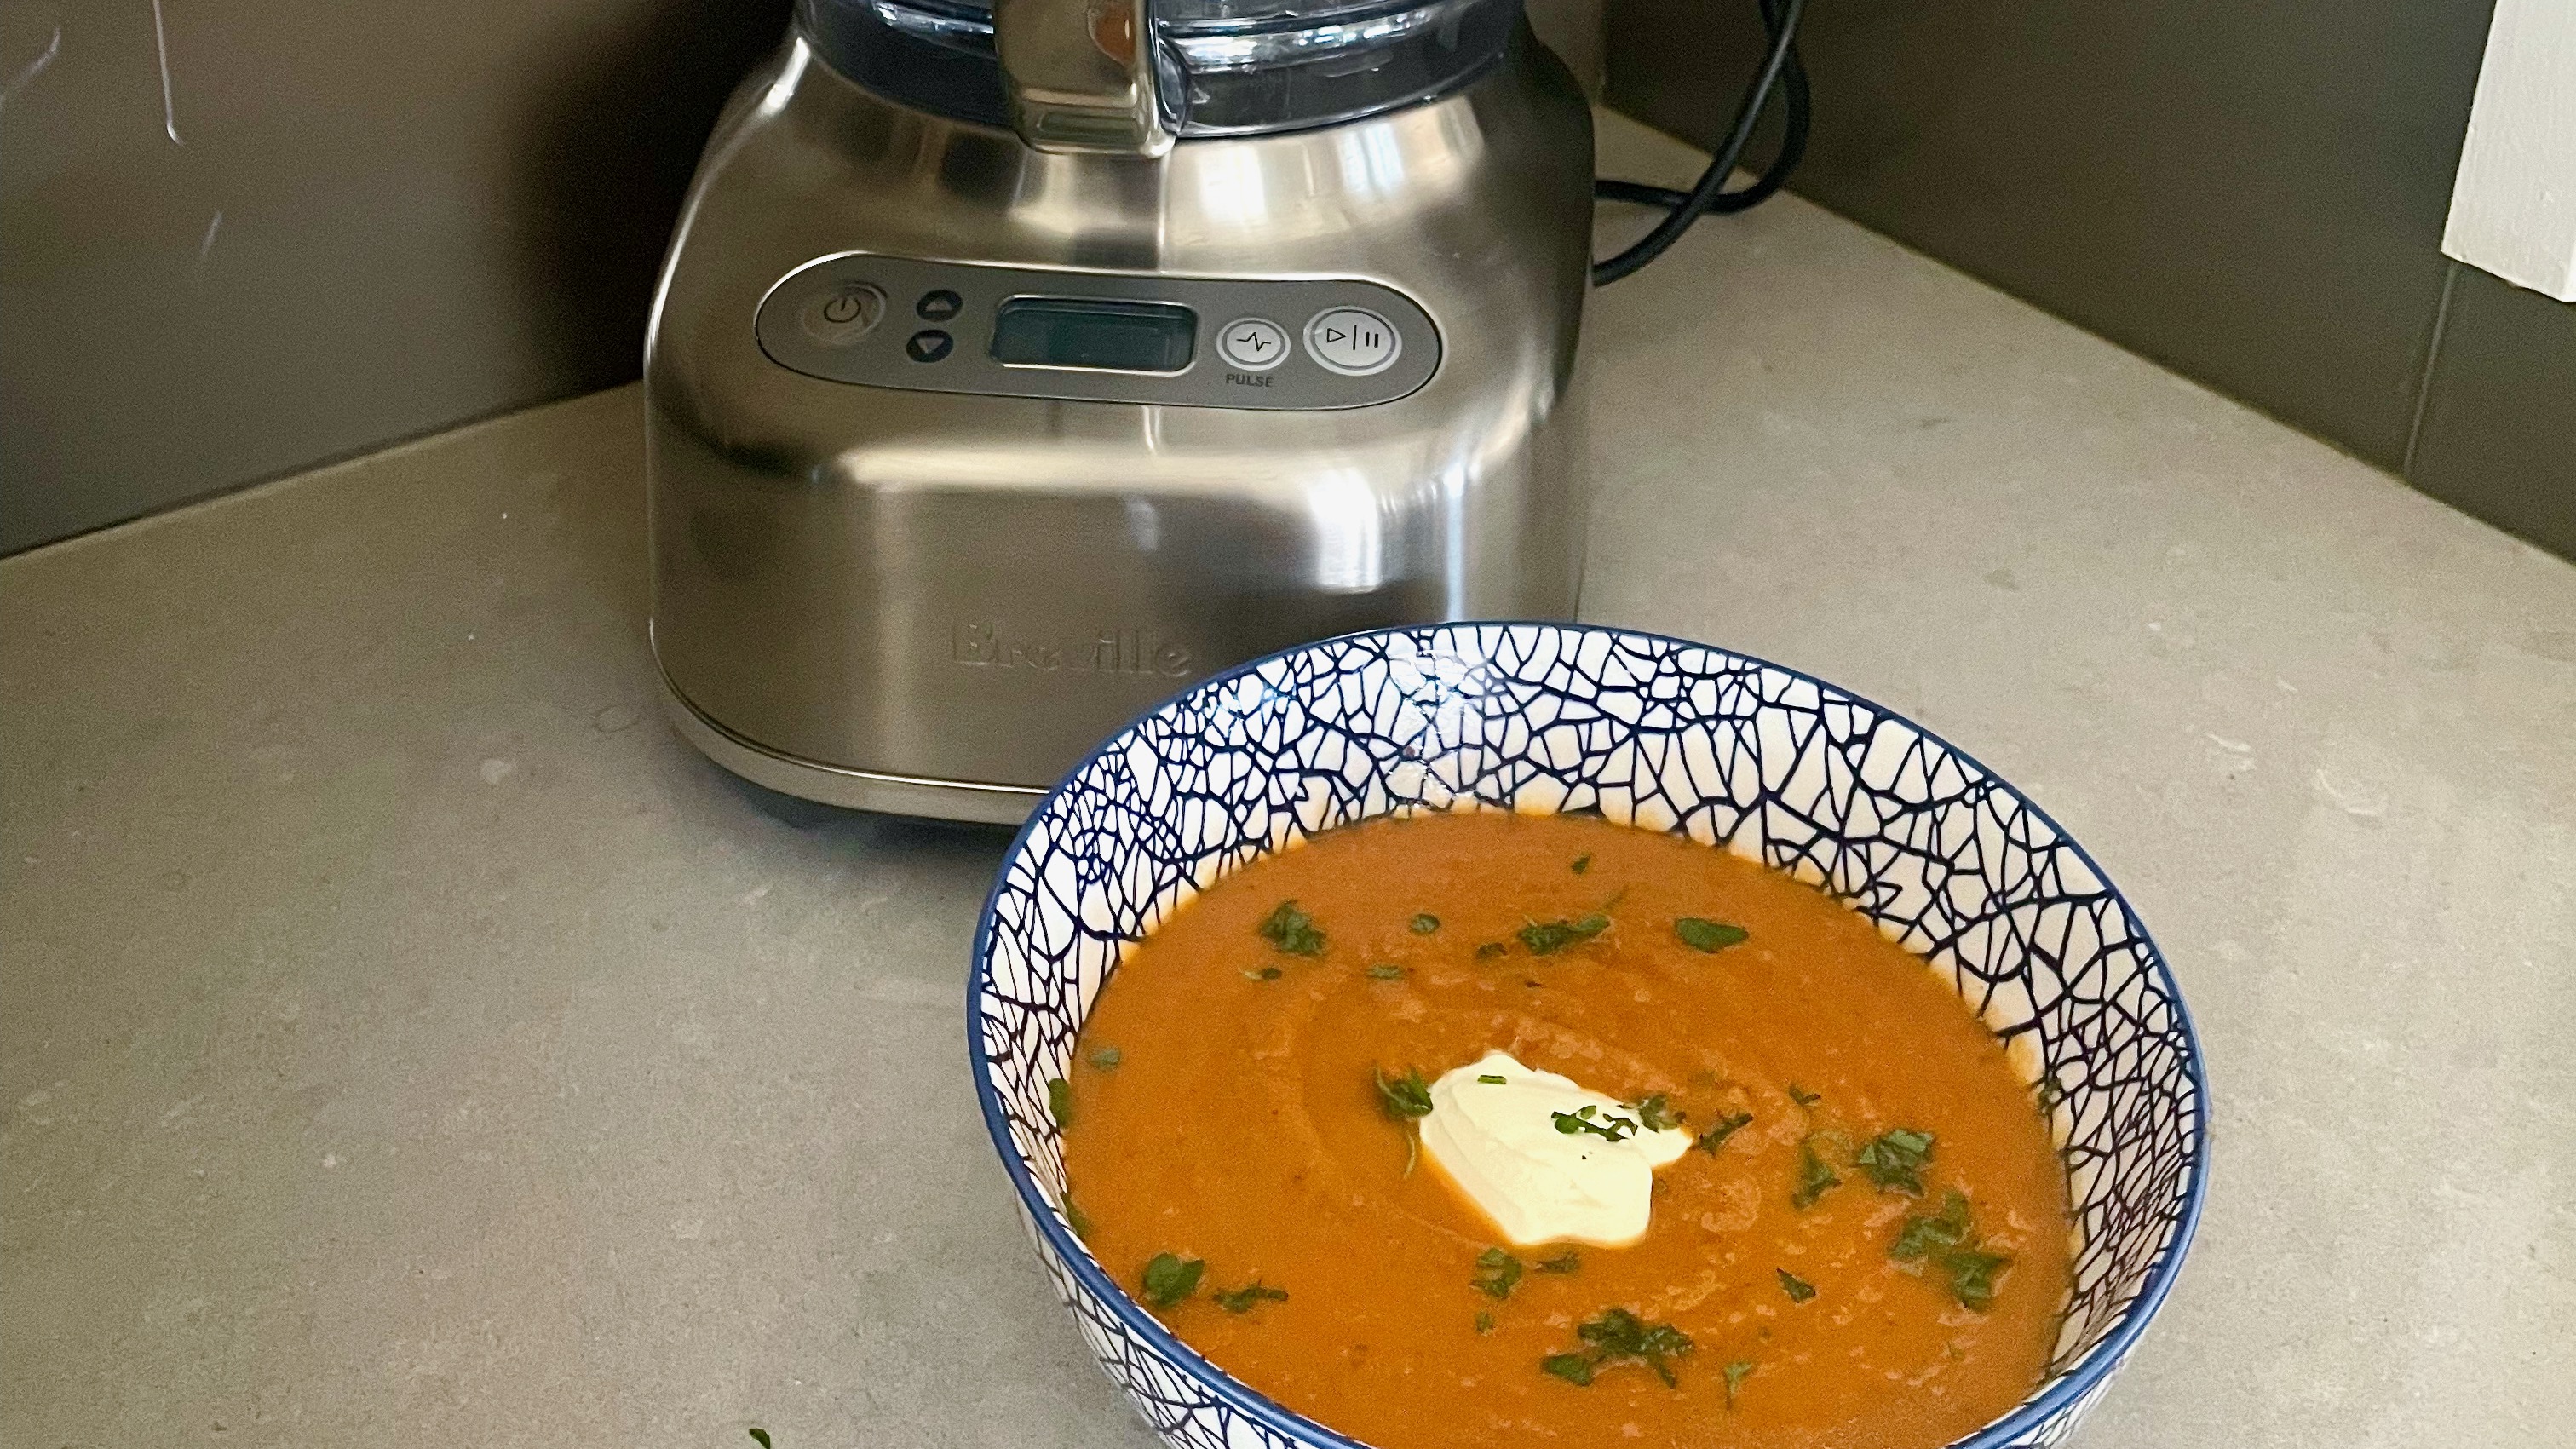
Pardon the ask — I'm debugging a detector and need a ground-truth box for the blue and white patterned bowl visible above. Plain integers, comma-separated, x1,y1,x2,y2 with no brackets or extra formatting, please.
969,624,2206,1449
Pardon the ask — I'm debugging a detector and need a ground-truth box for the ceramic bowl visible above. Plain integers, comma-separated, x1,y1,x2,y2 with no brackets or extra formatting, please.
969,623,2206,1449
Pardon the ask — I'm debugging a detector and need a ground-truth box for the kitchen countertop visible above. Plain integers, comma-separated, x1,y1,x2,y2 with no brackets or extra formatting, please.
6,112,2571,1449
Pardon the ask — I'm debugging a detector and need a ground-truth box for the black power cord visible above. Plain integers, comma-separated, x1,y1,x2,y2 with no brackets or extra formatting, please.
1590,0,1811,287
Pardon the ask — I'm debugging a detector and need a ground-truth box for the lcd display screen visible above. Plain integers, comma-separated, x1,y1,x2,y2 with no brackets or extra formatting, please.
990,297,1197,372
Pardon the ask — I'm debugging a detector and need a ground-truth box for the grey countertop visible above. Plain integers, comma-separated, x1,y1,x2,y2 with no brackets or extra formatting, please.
6,114,2571,1448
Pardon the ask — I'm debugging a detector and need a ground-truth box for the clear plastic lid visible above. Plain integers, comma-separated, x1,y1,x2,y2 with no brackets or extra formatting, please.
799,0,1519,138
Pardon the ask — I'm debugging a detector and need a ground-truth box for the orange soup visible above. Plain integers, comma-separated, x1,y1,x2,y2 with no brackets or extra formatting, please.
1060,811,2072,1449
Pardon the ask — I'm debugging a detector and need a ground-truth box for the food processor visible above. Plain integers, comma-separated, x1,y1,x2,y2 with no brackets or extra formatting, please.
647,0,1806,823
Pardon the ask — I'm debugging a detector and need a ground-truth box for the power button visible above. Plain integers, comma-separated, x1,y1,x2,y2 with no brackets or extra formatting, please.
799,284,885,347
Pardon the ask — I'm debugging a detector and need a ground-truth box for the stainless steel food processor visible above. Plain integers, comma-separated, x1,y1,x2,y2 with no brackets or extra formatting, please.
648,0,1807,823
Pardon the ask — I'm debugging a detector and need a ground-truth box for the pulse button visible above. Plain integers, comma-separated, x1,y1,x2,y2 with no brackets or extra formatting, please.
1303,307,1400,377
1216,317,1291,372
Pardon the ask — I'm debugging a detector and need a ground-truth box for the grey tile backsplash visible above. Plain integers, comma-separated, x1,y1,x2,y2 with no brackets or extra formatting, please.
0,0,786,553
1603,0,2573,563
2407,266,2576,561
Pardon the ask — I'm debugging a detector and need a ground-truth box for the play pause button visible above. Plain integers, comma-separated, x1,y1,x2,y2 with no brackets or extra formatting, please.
1303,306,1401,377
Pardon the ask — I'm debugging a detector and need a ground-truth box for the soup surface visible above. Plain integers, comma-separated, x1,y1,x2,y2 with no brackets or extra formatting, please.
1060,811,2071,1449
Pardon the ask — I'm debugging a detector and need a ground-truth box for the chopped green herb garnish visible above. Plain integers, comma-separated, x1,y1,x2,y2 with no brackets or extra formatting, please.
1475,941,1509,959
1791,1136,1842,1209
1786,1083,1822,1107
1627,1094,1683,1132
1674,917,1750,953
1365,963,1406,980
1723,1360,1754,1406
1477,1073,1509,1084
1090,1047,1123,1070
1141,1252,1205,1308
1376,1066,1434,1120
1256,900,1327,957
1946,1248,2010,1310
1552,1104,1641,1142
750,1428,771,1447
1410,913,1441,934
1539,1353,1594,1385
1890,1190,1972,1261
1474,1311,1497,1335
1571,854,1592,874
1890,1190,2011,1309
1518,913,1612,955
1210,1280,1290,1314
1693,1111,1755,1153
1536,1250,1582,1274
1854,1127,1936,1195
1061,1191,1093,1240
1048,1077,1074,1128
1774,1268,1816,1302
1242,965,1283,980
1542,1308,1693,1389
1472,1247,1525,1299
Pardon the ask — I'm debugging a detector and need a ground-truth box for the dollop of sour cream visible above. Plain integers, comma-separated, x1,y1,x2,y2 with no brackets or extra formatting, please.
1417,1050,1692,1248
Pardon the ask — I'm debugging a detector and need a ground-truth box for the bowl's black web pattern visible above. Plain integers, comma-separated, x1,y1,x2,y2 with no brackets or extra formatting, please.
972,624,2205,1449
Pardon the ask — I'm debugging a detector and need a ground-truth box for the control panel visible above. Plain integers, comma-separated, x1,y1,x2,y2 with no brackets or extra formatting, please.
754,254,1440,411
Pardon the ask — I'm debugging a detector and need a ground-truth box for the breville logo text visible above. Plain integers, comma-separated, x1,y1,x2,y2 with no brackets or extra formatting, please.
952,623,1192,679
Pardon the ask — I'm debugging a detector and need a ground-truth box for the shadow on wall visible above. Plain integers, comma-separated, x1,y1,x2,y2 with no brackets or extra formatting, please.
511,0,789,399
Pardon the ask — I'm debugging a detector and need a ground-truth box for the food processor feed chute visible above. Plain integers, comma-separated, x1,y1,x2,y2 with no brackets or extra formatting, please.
993,0,1172,154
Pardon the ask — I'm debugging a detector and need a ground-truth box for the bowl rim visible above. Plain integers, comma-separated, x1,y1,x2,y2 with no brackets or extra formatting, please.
967,621,2210,1449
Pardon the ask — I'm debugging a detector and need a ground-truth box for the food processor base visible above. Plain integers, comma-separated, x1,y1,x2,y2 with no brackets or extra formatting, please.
654,630,1047,825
